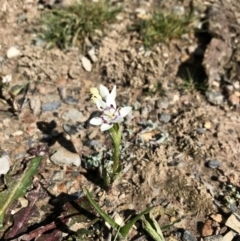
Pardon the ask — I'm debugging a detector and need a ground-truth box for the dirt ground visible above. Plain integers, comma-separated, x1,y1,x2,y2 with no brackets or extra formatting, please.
1,0,240,240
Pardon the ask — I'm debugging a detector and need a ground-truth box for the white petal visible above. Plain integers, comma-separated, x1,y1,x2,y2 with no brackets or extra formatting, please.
90,117,103,126
112,116,123,123
106,94,116,108
110,85,117,99
96,99,107,110
119,106,132,117
2,75,12,84
100,123,113,131
99,85,109,99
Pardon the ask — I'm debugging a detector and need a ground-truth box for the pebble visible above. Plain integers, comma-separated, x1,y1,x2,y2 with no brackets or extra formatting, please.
206,92,224,106
41,101,61,113
155,98,169,109
173,5,185,15
63,124,78,135
159,112,171,123
87,140,102,149
62,109,87,122
201,219,213,237
204,121,212,129
11,130,23,136
17,13,27,24
50,147,81,166
88,48,98,62
7,46,22,58
182,230,197,241
206,159,220,169
52,171,64,182
64,96,79,105
81,56,92,72
196,127,206,134
34,38,46,47
0,155,10,175
229,93,239,106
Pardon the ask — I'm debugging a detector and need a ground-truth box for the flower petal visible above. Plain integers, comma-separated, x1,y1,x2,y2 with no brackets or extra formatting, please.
106,94,116,108
90,117,103,126
2,75,12,84
112,116,123,123
110,85,117,99
96,99,107,110
100,123,113,131
99,85,109,99
119,106,132,117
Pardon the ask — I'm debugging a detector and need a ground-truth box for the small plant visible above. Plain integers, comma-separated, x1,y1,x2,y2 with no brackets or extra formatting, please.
89,84,132,188
131,9,197,47
180,68,208,92
0,74,29,113
83,187,156,240
40,0,122,50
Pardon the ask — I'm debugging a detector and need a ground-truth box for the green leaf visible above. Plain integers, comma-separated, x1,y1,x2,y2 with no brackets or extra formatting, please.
83,187,119,231
0,156,42,228
120,206,153,238
141,213,165,241
10,82,29,97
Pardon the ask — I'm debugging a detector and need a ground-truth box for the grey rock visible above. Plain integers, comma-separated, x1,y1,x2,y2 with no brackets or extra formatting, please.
0,56,4,63
65,96,79,105
88,140,102,149
206,91,224,105
155,98,169,109
182,230,197,241
52,171,64,182
62,108,87,122
42,101,61,113
196,127,206,134
63,124,78,135
206,159,220,169
50,147,81,166
159,112,171,123
34,38,46,47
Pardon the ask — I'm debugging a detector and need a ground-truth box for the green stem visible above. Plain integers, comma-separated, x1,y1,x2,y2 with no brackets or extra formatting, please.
109,123,121,174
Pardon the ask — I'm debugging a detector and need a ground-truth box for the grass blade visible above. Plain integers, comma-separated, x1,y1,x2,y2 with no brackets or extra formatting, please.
119,206,153,238
83,187,119,231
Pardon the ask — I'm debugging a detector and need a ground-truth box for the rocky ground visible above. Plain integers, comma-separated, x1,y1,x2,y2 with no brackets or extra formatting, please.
1,0,240,240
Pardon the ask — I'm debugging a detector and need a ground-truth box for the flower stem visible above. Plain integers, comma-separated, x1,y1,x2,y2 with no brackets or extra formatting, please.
109,123,121,175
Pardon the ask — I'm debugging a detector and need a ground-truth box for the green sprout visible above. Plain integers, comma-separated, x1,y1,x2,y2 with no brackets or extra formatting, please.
180,68,208,93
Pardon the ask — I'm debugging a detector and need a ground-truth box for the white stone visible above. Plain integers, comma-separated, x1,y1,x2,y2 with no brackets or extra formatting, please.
50,147,81,166
0,155,10,175
7,46,21,59
88,48,98,63
81,56,92,72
